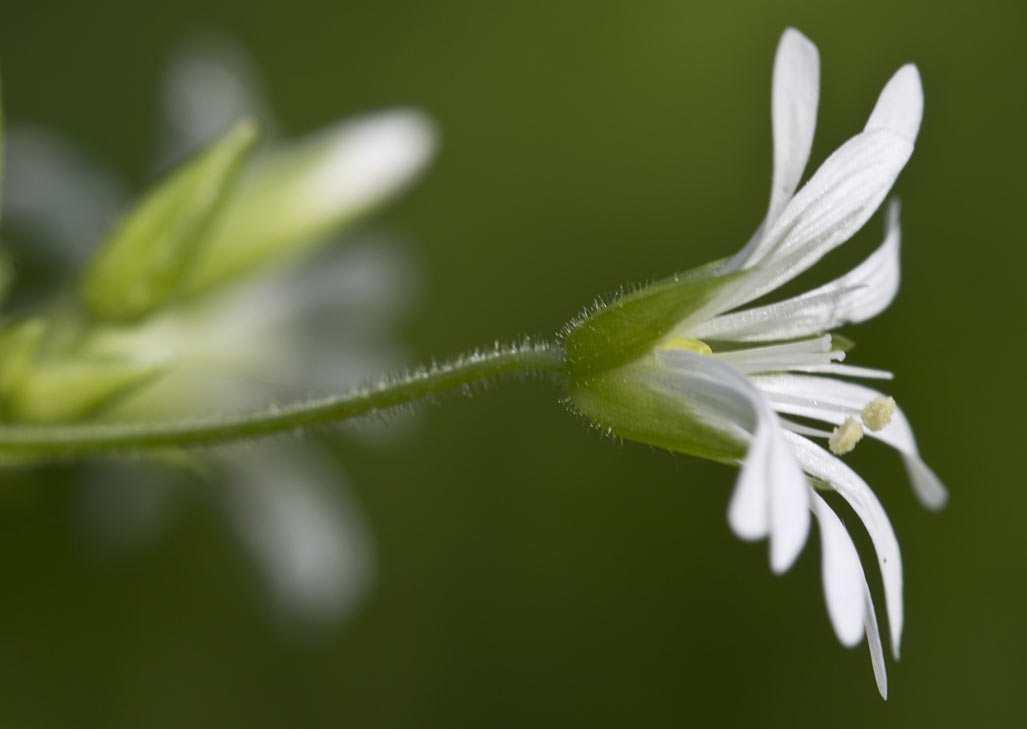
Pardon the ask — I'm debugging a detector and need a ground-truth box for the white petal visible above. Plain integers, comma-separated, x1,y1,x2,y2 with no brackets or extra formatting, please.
221,445,375,623
753,374,948,509
657,350,810,570
865,64,923,143
728,29,819,271
782,363,894,380
902,455,949,511
784,432,904,658
729,425,771,540
768,29,820,224
3,126,127,264
733,129,913,304
809,489,866,646
158,32,278,167
696,200,901,342
711,335,844,375
864,579,889,699
305,110,437,217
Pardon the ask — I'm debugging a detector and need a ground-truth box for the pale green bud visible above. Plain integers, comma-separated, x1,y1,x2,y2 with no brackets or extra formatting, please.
81,119,259,321
6,355,172,424
0,318,47,405
183,110,436,295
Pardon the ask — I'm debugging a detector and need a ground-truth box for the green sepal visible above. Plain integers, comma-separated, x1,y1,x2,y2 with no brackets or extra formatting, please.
81,119,259,321
6,356,172,424
565,262,747,379
568,353,746,462
182,120,421,295
831,333,856,352
0,318,47,404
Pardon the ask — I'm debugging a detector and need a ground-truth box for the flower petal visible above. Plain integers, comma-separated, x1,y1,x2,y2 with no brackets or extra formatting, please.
865,64,923,143
728,29,819,271
695,200,901,341
768,28,821,223
657,350,810,570
753,374,948,509
783,432,904,658
864,578,889,699
809,489,866,647
221,444,375,623
732,128,914,305
782,363,894,380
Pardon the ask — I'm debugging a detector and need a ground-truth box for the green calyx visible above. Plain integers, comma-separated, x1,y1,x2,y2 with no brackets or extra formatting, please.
81,119,259,322
563,265,749,460
564,262,746,380
567,353,746,462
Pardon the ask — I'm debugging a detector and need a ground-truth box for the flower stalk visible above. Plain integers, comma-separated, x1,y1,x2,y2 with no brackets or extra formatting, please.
0,341,566,457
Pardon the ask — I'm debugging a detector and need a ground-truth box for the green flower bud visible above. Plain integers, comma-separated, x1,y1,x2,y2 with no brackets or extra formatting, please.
0,318,46,406
81,119,259,321
182,110,435,295
6,355,171,424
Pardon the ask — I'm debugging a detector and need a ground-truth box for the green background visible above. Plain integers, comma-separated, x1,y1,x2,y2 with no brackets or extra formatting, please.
1,0,1024,726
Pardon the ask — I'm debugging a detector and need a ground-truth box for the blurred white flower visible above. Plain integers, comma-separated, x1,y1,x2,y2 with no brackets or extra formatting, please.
2,32,434,625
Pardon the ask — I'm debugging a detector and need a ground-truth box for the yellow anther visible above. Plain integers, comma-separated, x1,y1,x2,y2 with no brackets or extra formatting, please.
828,417,864,455
861,395,896,432
658,337,712,355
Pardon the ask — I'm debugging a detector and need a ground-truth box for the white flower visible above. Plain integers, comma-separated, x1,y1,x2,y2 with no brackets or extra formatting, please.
571,28,946,698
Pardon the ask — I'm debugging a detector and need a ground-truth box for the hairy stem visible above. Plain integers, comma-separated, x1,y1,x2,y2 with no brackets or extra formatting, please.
0,341,566,458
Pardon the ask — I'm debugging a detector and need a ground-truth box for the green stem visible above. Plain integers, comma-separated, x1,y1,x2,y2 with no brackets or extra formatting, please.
0,341,567,458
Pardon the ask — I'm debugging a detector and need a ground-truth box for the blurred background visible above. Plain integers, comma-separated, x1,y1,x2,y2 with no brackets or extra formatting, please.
0,0,1024,726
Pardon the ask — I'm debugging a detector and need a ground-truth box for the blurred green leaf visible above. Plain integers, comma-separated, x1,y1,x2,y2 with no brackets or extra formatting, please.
80,119,259,321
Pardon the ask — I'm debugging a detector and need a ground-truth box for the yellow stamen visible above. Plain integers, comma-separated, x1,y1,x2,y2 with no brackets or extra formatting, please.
658,337,712,355
862,395,896,432
828,417,864,455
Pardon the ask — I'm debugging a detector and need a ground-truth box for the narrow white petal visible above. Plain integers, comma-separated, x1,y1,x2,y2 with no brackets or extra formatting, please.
865,64,924,143
734,129,913,303
768,424,812,573
784,432,904,657
728,29,819,272
711,335,844,375
809,489,866,646
783,363,894,380
691,287,862,342
902,455,950,511
305,110,437,216
697,200,902,341
768,28,821,223
864,579,889,699
158,33,278,167
658,350,810,569
753,374,948,509
3,126,128,264
221,445,375,623
729,426,771,540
